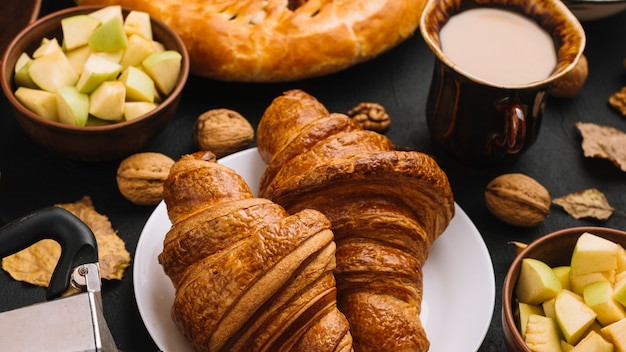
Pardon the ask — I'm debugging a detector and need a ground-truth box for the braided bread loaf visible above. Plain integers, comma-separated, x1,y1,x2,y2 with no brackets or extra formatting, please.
257,90,455,351
158,151,353,352
76,0,424,82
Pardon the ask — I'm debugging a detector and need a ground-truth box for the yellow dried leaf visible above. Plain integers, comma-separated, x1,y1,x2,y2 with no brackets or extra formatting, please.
552,188,614,221
508,241,528,255
576,122,626,172
2,196,130,287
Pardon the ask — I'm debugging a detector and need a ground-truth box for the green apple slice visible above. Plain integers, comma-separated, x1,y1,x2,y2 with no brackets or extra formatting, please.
88,16,128,52
118,66,155,102
14,52,37,89
61,14,101,51
570,271,615,296
516,258,563,305
14,87,58,121
600,318,626,350
560,340,574,351
572,330,613,352
613,275,626,307
524,314,561,352
32,38,63,58
94,50,124,64
89,81,125,121
583,280,626,326
517,302,545,339
553,266,572,291
29,51,79,92
76,54,122,94
617,245,626,274
88,5,123,24
571,232,619,275
141,50,181,95
56,86,89,126
124,101,157,121
555,290,597,345
124,10,152,40
542,297,556,320
120,34,156,69
65,45,92,74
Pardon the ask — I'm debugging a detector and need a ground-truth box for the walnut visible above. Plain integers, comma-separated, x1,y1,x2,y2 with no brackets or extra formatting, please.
116,152,175,206
609,86,626,116
484,173,551,227
347,102,390,132
193,109,254,158
549,54,588,98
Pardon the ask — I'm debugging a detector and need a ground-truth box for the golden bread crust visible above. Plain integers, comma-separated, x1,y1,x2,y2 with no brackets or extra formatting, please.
76,0,425,81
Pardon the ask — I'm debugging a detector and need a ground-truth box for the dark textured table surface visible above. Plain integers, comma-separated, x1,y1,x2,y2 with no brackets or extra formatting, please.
1,1,626,351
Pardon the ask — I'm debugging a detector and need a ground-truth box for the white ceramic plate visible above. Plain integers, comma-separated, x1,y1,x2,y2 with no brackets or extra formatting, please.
134,148,495,352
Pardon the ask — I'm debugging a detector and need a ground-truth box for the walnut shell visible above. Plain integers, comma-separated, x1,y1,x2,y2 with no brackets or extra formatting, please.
193,109,254,158
549,54,588,98
116,152,175,205
485,173,551,227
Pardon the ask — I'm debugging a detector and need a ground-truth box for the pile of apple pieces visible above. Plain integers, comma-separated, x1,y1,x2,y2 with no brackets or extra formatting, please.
515,232,626,351
14,5,182,126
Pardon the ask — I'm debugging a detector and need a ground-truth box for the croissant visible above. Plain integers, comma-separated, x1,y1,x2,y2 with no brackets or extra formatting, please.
257,90,455,351
158,151,353,352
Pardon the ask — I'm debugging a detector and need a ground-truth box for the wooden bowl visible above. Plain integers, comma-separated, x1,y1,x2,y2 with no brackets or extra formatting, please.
502,226,626,351
0,5,189,162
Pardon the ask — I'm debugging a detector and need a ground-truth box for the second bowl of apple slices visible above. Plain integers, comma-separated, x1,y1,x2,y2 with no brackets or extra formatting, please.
502,226,626,351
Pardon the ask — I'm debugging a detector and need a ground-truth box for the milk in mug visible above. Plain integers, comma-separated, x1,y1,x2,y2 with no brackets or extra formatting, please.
439,8,557,86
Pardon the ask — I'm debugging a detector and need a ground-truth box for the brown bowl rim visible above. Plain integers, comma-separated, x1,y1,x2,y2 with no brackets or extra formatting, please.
502,226,626,351
0,5,189,134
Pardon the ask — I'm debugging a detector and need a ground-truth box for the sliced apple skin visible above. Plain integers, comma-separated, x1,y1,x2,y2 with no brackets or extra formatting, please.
600,318,626,351
571,232,619,276
56,86,89,127
583,280,626,326
88,5,123,25
120,34,156,70
123,10,152,40
118,66,155,102
14,52,37,89
88,16,128,52
554,289,597,345
76,54,122,94
524,314,561,352
89,81,126,121
124,101,157,121
29,50,79,92
141,50,181,95
61,14,100,51
15,87,58,122
516,258,563,305
572,330,613,352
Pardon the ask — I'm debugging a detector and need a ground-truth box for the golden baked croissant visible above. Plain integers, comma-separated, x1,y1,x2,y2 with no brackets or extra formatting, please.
257,90,455,351
158,151,353,352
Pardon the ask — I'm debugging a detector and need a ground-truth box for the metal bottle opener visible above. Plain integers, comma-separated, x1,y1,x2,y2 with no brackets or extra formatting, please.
0,207,117,351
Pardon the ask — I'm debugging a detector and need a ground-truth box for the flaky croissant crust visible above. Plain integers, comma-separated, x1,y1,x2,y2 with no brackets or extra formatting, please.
257,90,455,351
159,151,353,352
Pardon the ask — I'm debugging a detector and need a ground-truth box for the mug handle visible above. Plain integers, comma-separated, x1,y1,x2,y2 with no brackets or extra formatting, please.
487,100,526,156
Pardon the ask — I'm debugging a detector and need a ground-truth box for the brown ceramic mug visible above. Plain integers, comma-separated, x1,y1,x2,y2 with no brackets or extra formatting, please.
420,0,585,167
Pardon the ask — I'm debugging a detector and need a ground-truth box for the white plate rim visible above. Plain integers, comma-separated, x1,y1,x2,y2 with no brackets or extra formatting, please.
133,148,495,352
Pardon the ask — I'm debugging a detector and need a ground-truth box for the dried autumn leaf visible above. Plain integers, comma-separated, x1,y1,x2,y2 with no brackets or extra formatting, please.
1,196,130,287
508,241,528,255
552,188,614,221
576,122,626,172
